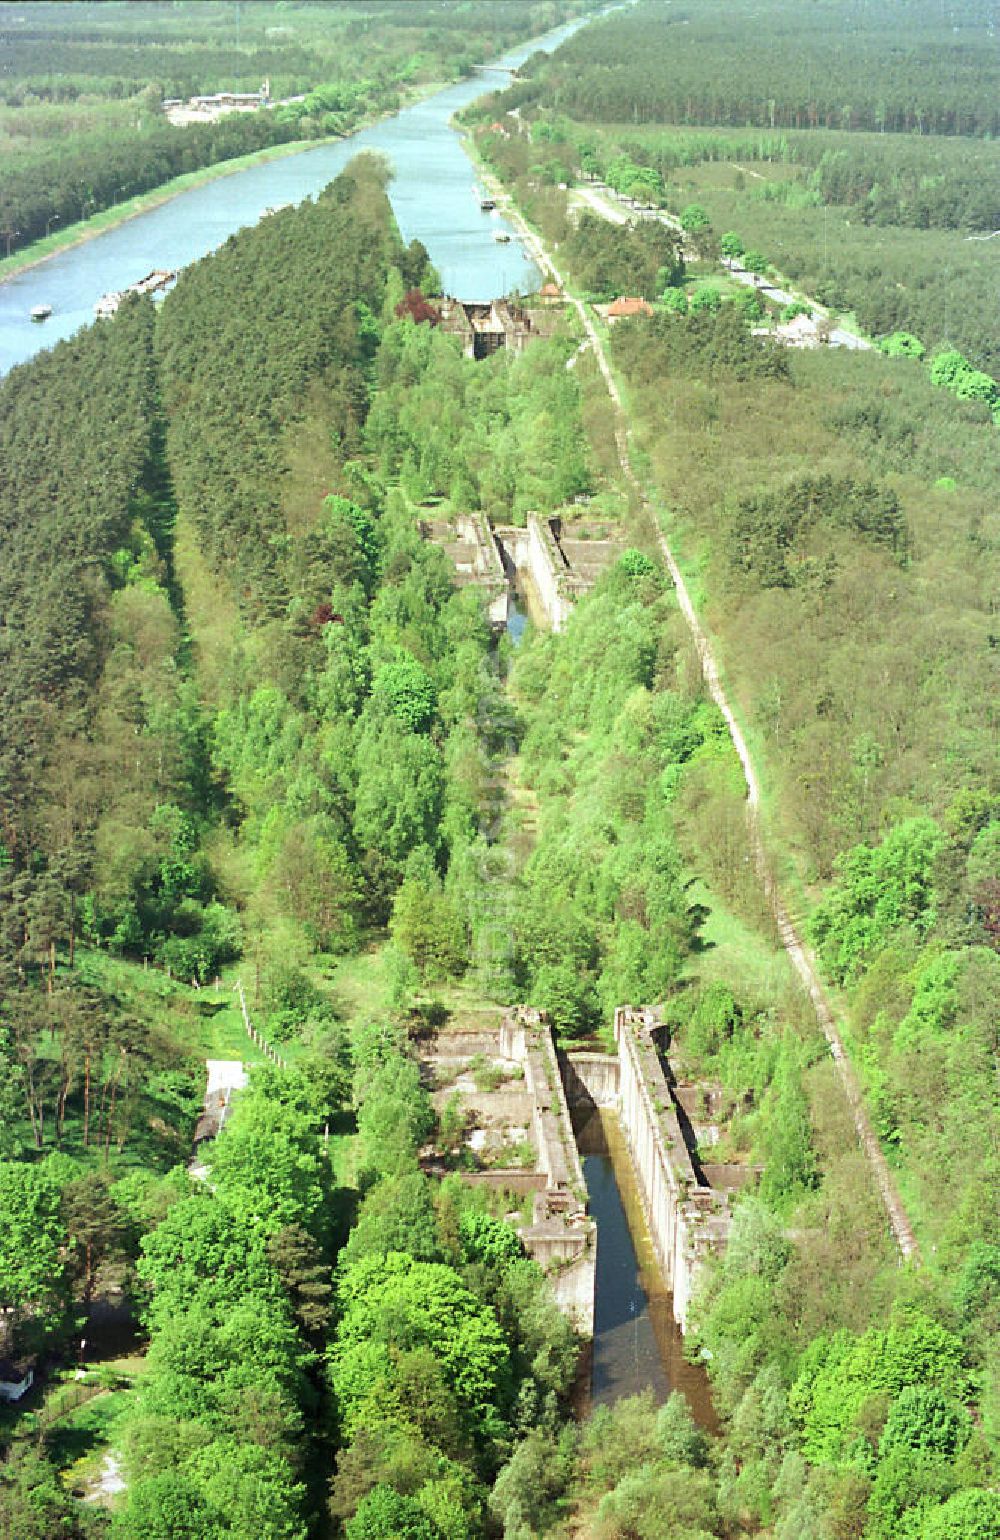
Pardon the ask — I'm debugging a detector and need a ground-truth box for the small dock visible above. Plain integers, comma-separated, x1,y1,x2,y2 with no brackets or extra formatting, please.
95,268,176,318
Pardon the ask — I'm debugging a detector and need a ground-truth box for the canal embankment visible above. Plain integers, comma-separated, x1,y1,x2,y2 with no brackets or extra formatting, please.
0,78,457,291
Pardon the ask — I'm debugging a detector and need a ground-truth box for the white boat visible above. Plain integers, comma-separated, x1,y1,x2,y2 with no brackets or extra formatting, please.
94,292,122,318
29,304,52,321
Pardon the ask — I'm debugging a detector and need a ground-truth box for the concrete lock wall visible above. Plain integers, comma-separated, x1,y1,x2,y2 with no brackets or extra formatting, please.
495,1007,729,1340
561,1051,620,1109
494,517,578,633
455,511,509,628
613,1008,729,1332
526,514,573,631
500,1009,596,1336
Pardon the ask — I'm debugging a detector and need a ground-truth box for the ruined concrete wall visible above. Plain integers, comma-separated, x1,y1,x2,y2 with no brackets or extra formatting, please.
494,517,579,632
501,1011,586,1195
527,514,573,631
455,511,509,628
500,1009,595,1335
614,1008,729,1331
561,1052,620,1109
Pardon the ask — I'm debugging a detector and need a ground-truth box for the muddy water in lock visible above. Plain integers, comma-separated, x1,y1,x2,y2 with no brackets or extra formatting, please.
574,1107,717,1428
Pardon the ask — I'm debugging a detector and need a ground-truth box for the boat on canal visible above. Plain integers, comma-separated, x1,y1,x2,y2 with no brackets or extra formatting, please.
29,304,52,321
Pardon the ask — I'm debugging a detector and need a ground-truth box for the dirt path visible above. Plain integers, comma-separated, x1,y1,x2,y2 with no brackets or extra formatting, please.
492,176,920,1263
85,1452,126,1504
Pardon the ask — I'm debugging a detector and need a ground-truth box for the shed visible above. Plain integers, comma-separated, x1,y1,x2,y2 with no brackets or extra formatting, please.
0,1358,35,1403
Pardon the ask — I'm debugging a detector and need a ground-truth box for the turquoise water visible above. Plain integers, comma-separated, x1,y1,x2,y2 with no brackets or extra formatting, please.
0,20,581,376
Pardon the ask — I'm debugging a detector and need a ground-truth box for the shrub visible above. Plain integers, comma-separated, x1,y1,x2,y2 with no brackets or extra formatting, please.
880,330,925,358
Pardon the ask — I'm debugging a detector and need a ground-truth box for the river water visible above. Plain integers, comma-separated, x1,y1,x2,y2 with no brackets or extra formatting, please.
0,19,582,376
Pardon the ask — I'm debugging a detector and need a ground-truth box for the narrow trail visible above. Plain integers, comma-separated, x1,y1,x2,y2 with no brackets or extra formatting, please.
499,184,920,1263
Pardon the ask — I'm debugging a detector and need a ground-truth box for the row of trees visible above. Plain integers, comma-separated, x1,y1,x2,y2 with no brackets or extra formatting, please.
109,1065,342,1537
477,110,1000,236
325,1019,579,1535
509,553,722,1033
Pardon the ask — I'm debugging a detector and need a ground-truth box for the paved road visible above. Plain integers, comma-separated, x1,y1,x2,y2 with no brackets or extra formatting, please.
492,173,919,1264
721,258,874,350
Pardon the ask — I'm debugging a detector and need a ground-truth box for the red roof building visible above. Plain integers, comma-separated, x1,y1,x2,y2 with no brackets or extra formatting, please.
607,296,654,319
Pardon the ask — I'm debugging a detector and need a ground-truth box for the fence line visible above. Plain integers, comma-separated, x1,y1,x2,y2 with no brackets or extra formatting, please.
235,978,288,1070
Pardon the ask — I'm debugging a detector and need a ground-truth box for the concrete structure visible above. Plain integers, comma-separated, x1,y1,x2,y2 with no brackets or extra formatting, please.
420,510,509,628
422,509,622,634
561,1051,620,1109
439,297,533,360
613,1009,731,1331
193,1059,248,1146
498,1009,596,1331
420,1012,595,1334
494,514,624,632
560,1019,739,1330
420,1005,738,1338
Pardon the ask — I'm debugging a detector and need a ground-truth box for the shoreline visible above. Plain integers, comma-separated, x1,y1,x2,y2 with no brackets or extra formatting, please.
0,81,449,289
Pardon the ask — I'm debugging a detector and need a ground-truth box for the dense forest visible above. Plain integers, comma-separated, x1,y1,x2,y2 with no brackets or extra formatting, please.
0,110,303,257
0,1,589,103
505,0,1000,137
471,2,1000,384
0,0,998,1527
0,0,593,261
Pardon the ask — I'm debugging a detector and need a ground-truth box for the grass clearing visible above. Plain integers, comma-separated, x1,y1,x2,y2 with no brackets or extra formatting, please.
50,1387,133,1490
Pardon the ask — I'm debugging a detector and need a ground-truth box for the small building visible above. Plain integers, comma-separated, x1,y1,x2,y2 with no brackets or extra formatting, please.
538,282,564,303
606,295,654,322
775,311,820,348
0,1358,35,1404
194,1060,248,1146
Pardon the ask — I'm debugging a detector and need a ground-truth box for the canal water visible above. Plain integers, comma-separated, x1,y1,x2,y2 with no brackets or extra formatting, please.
575,1107,717,1427
0,18,583,376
